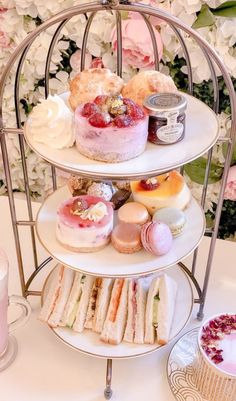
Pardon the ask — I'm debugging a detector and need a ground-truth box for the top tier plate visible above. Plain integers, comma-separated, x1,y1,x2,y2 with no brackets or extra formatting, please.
24,92,219,180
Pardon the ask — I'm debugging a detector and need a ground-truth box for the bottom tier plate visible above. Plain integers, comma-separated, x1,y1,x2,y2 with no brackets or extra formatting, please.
167,328,209,401
42,264,193,359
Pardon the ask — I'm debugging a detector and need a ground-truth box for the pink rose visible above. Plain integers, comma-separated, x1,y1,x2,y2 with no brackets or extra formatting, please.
0,31,10,48
111,19,163,69
90,57,104,69
224,166,236,201
70,50,92,72
128,0,164,27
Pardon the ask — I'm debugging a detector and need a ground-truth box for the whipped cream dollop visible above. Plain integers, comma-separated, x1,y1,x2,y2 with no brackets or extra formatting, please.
28,95,75,149
78,202,108,222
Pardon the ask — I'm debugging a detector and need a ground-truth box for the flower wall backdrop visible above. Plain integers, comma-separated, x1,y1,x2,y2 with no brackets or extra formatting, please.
0,0,236,239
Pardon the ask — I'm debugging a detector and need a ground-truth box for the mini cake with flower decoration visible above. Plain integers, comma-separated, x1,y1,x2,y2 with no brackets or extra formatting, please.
56,195,114,252
130,170,191,215
74,95,148,163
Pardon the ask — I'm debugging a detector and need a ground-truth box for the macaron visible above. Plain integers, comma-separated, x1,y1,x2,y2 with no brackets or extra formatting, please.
111,223,142,254
141,221,173,256
152,207,186,237
118,202,150,226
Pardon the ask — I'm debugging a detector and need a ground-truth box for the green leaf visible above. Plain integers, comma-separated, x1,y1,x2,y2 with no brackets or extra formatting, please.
192,5,215,29
184,157,223,185
212,1,236,17
222,142,236,165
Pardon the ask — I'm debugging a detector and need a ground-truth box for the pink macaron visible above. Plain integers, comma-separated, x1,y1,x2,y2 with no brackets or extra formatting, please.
141,221,173,256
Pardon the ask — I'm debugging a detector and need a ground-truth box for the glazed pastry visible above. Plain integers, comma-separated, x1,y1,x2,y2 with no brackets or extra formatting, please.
74,95,148,163
131,171,191,215
153,207,186,237
111,223,142,254
118,202,150,226
122,70,177,107
69,68,124,111
111,189,131,210
26,95,75,149
141,221,173,256
56,195,114,252
68,175,93,196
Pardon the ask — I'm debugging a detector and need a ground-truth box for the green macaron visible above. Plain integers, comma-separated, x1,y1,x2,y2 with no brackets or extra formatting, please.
152,207,186,237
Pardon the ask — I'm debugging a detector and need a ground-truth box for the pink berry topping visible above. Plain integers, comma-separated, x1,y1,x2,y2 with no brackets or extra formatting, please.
140,178,159,191
114,114,132,128
88,112,111,128
94,95,108,105
71,198,88,214
126,102,145,120
81,102,98,117
200,314,236,365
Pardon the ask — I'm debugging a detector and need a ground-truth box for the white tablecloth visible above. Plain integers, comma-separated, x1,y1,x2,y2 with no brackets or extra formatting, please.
0,194,235,401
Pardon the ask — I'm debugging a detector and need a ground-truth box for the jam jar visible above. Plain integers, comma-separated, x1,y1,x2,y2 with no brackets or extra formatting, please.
143,93,187,145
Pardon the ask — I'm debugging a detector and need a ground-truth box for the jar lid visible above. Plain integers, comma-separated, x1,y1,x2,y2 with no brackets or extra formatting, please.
143,92,187,116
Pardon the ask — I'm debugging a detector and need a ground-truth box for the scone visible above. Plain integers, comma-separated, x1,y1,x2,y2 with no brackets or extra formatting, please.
69,68,124,110
122,70,177,107
130,171,191,215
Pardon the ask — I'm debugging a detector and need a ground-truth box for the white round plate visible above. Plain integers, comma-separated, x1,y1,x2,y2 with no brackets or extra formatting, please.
42,264,193,359
24,92,219,180
36,186,205,277
167,328,209,401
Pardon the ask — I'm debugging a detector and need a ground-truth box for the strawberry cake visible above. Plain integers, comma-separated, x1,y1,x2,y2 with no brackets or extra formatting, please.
74,95,148,163
56,195,114,252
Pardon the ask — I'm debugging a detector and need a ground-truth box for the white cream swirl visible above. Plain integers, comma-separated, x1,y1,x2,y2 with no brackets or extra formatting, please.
28,95,75,149
79,202,108,222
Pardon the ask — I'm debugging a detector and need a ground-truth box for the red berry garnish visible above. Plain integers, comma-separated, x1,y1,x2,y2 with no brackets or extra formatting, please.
88,112,111,128
114,114,132,128
127,103,145,120
140,178,159,191
123,98,135,106
94,95,108,106
81,103,98,117
71,198,88,214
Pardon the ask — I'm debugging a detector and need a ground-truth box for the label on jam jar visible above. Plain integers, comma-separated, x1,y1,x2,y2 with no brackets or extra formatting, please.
156,111,184,144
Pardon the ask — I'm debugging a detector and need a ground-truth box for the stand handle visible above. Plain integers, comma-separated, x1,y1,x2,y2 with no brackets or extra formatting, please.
104,359,113,399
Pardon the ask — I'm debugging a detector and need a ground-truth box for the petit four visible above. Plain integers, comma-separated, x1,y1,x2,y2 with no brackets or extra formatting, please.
141,221,173,256
111,223,142,254
56,195,113,252
118,202,150,226
131,171,191,215
153,207,186,237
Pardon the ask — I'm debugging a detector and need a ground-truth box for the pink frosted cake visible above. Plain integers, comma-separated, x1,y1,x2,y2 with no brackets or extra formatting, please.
74,95,148,163
194,314,236,401
56,195,114,252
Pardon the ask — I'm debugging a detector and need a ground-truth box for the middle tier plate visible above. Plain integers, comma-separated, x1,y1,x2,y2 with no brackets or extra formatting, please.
36,186,205,277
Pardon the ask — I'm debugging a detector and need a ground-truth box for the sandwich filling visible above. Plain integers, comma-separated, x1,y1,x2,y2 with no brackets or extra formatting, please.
66,275,85,328
153,293,160,329
109,279,124,322
132,281,138,336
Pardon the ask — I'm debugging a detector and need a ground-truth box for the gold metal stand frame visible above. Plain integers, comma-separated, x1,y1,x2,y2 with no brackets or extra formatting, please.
0,0,236,398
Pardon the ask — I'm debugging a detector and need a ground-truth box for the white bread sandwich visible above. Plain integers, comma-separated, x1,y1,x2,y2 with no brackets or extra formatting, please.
144,274,177,345
60,272,94,332
100,279,129,345
157,274,177,345
144,276,160,344
85,277,114,333
123,278,147,344
39,265,74,327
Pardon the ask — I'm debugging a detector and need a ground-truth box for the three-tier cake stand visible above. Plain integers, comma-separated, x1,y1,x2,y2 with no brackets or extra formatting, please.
0,1,235,399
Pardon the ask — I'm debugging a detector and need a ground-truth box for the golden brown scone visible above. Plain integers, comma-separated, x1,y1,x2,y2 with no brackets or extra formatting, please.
69,68,124,110
122,70,177,106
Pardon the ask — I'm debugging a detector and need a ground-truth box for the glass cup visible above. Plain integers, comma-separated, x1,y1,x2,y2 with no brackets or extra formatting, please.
0,250,31,371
